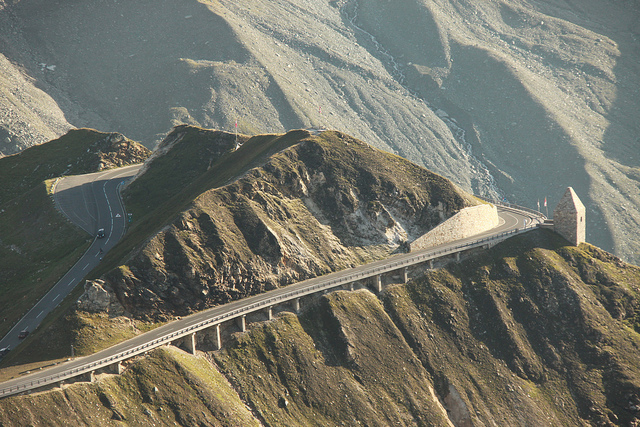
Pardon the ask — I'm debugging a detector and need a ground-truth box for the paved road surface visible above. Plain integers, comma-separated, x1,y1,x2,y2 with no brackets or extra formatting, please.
0,165,142,354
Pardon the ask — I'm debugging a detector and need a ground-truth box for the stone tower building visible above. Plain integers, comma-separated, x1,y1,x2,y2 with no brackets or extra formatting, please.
553,187,586,246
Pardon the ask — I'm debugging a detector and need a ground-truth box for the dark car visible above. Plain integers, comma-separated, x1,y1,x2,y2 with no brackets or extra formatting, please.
0,347,10,357
18,329,29,339
97,228,105,239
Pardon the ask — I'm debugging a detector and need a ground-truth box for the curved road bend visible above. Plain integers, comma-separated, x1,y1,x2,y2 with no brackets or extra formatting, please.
0,204,543,395
0,164,142,354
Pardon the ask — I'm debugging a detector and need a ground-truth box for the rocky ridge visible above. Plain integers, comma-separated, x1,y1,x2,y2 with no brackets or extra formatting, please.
94,128,476,322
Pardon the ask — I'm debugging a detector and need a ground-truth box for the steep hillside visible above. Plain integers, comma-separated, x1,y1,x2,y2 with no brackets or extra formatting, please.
0,346,261,426
383,230,640,426
213,230,640,426
0,127,465,369
0,129,150,338
1,0,639,264
2,230,639,426
34,128,475,361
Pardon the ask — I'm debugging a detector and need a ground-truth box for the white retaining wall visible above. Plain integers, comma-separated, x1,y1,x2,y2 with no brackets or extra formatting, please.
410,204,499,251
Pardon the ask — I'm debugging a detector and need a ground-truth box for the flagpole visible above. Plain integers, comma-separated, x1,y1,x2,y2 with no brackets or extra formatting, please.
544,197,548,218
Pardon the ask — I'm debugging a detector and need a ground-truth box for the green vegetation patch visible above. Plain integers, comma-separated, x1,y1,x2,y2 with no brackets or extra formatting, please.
215,291,452,426
0,183,90,339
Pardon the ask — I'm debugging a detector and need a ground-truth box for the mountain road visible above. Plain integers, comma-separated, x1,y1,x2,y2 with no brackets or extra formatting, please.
0,164,142,355
0,192,544,397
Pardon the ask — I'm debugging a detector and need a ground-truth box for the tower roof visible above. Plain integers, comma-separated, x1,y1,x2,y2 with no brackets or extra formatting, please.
554,187,585,215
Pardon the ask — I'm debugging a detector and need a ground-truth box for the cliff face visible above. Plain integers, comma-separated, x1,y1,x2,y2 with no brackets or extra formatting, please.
102,129,474,321
3,230,639,426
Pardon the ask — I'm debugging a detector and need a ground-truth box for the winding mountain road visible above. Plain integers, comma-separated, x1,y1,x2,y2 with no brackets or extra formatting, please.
0,164,142,355
0,183,544,397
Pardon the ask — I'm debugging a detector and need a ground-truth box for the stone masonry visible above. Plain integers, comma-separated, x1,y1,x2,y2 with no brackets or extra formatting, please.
553,187,586,246
410,204,499,251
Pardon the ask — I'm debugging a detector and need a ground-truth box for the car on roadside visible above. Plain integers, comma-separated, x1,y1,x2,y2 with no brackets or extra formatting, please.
97,228,105,239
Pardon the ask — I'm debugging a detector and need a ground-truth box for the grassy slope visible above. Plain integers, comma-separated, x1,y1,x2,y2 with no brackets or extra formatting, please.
0,183,90,339
215,230,640,426
0,128,150,358
215,291,452,426
0,347,260,426
1,231,639,425
0,129,141,339
383,229,640,425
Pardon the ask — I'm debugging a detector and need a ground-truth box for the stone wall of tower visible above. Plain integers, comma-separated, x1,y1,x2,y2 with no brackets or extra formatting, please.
553,187,586,246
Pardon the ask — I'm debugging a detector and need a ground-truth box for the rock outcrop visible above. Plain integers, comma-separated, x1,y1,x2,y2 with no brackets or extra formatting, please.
99,129,476,321
76,280,124,315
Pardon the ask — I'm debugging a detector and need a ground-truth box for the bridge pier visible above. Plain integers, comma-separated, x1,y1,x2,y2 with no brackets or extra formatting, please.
84,371,96,383
214,324,222,350
237,315,247,332
342,281,355,291
375,275,382,293
110,361,124,375
184,332,196,355
266,306,273,321
429,259,434,269
403,267,409,283
293,298,301,313
456,252,461,262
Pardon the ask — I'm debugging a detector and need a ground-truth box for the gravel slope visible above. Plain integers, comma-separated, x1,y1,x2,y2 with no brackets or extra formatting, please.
0,0,639,263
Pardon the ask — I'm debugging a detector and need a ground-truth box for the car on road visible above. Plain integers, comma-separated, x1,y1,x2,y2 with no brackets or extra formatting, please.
97,228,105,239
0,347,10,357
18,329,29,339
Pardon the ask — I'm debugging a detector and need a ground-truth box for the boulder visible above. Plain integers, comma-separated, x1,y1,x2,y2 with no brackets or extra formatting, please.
77,279,123,314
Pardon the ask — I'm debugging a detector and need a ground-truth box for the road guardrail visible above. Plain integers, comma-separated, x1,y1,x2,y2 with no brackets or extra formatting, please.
0,206,545,397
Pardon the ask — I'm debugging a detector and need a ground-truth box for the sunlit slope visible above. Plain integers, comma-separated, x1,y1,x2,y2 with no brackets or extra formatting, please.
2,230,640,425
